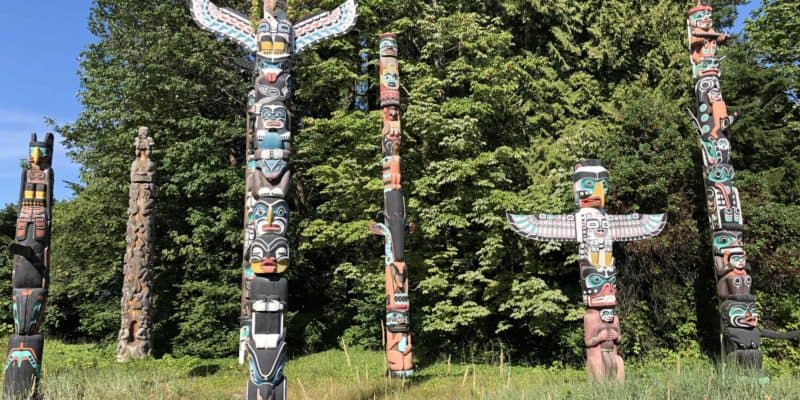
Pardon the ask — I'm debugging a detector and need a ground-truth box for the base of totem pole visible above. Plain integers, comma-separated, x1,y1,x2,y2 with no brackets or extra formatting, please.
388,369,414,379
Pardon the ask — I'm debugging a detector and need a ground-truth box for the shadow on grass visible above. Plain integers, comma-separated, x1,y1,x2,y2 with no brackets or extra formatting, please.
187,364,220,377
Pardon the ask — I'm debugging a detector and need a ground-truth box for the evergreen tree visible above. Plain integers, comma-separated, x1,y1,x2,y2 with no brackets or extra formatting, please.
51,0,800,365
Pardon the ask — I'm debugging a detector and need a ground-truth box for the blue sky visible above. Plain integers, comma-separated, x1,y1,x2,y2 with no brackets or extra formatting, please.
0,1,93,206
0,1,760,207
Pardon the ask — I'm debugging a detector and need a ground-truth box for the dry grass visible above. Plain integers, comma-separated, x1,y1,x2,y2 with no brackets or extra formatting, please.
1,341,798,399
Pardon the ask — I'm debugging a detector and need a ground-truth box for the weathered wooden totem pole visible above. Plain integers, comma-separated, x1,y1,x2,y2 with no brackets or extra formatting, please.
117,127,155,362
4,133,54,399
369,33,413,377
508,160,666,382
685,1,800,372
189,1,357,398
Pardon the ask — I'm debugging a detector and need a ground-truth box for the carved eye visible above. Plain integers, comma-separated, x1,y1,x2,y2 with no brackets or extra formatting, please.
278,23,290,33
275,247,288,260
253,204,268,219
587,274,604,288
250,246,264,261
744,276,752,286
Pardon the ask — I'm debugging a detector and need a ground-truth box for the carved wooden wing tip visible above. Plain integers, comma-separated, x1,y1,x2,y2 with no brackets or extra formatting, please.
506,213,577,242
608,213,667,242
190,0,258,53
293,0,358,54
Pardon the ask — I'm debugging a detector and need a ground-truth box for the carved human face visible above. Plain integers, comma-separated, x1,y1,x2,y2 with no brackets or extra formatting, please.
259,104,289,132
250,198,289,236
599,309,616,323
572,162,609,209
381,63,399,90
714,249,749,277
249,234,289,274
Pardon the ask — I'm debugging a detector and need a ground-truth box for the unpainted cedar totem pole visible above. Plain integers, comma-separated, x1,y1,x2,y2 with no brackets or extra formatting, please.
508,160,667,382
117,127,155,362
189,0,357,398
369,33,413,377
4,134,54,399
687,1,800,375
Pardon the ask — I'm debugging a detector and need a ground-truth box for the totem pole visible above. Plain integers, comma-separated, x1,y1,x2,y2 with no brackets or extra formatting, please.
189,1,357,398
369,33,413,377
117,127,155,362
685,1,800,372
354,35,369,112
4,133,54,399
507,160,666,382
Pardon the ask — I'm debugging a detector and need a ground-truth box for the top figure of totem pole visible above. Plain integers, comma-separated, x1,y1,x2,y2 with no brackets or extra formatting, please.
508,160,666,382
189,1,357,399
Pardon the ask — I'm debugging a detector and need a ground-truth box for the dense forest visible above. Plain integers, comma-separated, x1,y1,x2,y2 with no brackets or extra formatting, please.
1,0,797,367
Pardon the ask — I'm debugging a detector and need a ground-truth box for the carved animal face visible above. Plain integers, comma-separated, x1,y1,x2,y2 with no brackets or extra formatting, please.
581,266,617,308
712,231,743,255
688,7,713,30
572,160,608,209
723,299,758,329
694,57,721,77
706,164,735,185
256,14,292,61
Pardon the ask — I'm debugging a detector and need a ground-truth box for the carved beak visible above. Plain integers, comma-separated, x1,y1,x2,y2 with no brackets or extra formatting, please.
30,147,41,165
593,182,605,208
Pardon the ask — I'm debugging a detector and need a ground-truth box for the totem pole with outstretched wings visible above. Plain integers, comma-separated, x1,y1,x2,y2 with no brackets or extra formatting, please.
508,159,666,382
189,1,357,398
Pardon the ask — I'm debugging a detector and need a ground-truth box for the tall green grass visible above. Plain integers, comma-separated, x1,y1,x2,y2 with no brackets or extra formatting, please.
1,341,798,399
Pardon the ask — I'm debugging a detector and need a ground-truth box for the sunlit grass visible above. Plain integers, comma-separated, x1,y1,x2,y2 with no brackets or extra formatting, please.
1,340,799,399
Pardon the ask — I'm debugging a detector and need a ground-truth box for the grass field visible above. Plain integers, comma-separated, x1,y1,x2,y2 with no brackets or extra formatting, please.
3,341,800,399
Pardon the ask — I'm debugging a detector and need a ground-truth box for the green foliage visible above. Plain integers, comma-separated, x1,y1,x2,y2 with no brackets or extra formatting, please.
746,0,800,98
48,0,800,367
0,204,17,336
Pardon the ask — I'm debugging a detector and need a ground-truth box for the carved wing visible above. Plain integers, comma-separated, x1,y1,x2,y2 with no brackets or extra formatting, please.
506,213,577,242
607,213,667,242
293,0,358,54
190,0,258,53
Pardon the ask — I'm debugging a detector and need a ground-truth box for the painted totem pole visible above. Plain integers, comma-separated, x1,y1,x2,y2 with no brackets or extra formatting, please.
117,127,155,362
687,1,769,370
4,133,54,399
189,1,357,398
369,33,413,377
507,160,666,382
355,35,369,112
